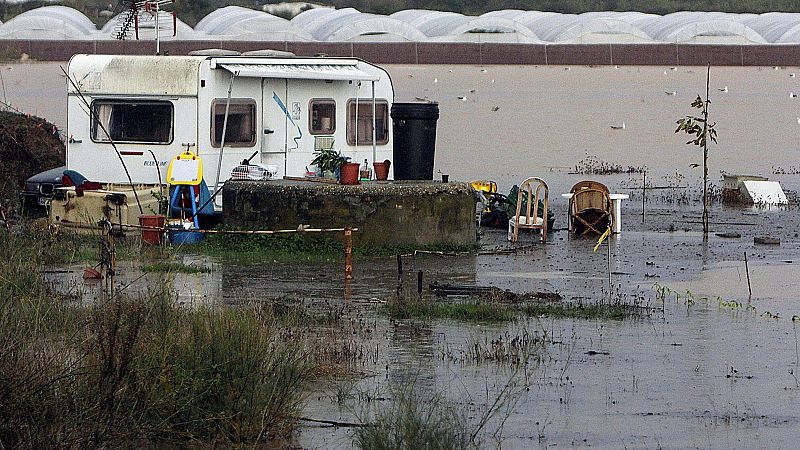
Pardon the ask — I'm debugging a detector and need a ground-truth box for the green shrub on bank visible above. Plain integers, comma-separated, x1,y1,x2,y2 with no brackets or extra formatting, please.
198,231,343,260
197,230,476,260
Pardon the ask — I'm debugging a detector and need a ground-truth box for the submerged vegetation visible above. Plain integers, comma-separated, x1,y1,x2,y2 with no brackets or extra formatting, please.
573,154,646,175
389,296,517,322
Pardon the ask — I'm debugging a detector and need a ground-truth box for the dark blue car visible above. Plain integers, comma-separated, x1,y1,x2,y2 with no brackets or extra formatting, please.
19,166,65,209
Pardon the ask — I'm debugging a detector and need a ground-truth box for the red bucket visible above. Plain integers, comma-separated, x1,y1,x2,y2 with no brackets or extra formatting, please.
138,214,165,245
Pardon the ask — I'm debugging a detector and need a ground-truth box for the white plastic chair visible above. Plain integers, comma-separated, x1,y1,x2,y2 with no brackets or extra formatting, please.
508,177,549,243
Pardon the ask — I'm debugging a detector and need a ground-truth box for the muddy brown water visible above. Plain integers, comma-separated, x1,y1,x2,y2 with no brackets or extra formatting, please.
21,61,800,447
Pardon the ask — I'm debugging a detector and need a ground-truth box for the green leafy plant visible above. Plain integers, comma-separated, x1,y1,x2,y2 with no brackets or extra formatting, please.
675,64,718,235
146,187,168,215
311,147,349,176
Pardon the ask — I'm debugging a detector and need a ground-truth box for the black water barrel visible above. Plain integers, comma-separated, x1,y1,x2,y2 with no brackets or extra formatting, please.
391,102,439,180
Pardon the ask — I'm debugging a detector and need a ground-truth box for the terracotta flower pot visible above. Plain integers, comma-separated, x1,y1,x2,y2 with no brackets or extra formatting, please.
138,214,165,245
339,162,360,185
373,160,391,181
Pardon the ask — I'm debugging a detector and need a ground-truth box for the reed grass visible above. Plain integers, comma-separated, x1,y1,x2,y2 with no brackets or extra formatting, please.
354,387,474,450
0,231,312,447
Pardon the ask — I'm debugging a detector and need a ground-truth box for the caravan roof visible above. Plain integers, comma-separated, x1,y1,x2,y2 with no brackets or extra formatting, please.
67,54,383,96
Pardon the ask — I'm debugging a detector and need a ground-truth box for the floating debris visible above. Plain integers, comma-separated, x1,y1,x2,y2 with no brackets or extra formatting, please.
754,236,780,245
429,281,561,302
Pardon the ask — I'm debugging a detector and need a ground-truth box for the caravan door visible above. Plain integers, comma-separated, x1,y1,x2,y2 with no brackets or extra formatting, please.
260,78,297,178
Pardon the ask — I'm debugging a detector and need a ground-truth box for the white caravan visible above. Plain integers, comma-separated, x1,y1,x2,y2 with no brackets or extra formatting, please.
64,53,394,212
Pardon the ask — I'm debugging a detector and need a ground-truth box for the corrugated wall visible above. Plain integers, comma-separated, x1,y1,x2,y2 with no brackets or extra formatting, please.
2,40,800,66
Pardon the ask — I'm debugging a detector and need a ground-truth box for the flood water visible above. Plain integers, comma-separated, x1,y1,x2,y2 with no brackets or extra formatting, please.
17,60,800,447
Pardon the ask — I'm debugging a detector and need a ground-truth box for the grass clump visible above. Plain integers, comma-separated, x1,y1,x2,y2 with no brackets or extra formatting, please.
0,231,312,447
388,296,515,322
521,302,634,320
354,387,474,450
387,295,639,323
197,232,343,260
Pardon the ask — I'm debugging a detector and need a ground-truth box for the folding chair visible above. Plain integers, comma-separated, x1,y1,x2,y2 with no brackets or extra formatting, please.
508,177,548,243
569,180,612,236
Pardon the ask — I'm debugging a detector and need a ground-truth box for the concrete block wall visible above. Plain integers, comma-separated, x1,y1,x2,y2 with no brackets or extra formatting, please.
223,180,477,248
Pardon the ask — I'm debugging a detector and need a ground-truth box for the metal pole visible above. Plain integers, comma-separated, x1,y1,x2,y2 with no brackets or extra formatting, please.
371,80,376,165
213,72,237,207
354,82,359,148
154,1,160,55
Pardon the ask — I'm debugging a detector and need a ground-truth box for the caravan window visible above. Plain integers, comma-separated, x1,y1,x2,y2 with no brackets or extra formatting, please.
211,99,256,148
346,99,388,145
91,100,173,144
309,99,335,135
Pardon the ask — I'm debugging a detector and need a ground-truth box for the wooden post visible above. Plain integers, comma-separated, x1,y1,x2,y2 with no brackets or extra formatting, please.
744,252,752,298
344,279,352,301
397,254,403,279
417,270,423,295
642,171,646,223
344,228,353,281
607,234,612,302
0,200,10,231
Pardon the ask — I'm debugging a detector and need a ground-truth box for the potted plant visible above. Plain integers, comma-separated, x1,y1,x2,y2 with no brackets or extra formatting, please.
139,187,167,245
311,147,349,179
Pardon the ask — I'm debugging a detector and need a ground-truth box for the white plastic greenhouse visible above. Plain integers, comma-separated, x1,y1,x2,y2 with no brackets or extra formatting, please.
391,9,540,43
3,6,800,44
100,10,196,41
0,6,101,40
193,6,312,41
